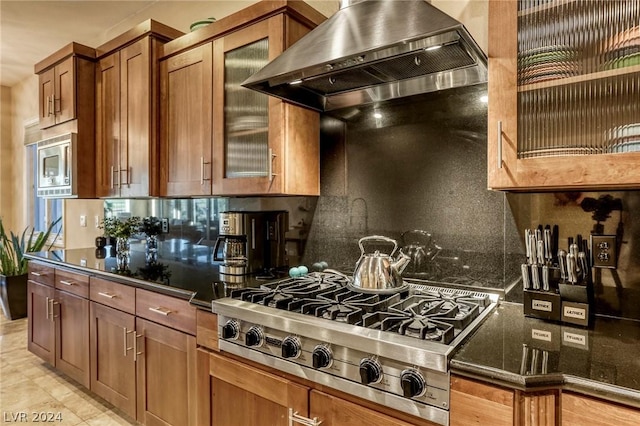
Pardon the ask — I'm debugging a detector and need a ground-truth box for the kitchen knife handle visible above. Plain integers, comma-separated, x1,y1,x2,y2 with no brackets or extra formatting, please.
521,264,531,290
537,240,545,265
567,253,577,284
531,265,540,290
524,229,531,261
558,250,567,281
542,265,550,291
497,121,503,169
543,229,552,263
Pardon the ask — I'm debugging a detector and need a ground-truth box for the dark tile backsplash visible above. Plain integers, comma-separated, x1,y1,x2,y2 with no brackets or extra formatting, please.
109,84,640,321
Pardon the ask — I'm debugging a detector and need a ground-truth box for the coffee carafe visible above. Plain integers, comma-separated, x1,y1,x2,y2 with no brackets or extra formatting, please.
214,212,249,275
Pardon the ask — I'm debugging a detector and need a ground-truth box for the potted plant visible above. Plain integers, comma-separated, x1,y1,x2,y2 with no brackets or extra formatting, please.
0,217,61,320
99,217,141,270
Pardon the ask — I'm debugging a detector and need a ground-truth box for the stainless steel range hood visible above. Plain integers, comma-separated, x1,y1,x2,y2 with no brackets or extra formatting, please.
242,0,487,113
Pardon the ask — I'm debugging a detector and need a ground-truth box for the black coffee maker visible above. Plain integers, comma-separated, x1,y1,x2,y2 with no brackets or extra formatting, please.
214,211,288,275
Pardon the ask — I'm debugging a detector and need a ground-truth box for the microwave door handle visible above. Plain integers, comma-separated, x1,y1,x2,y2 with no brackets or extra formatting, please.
64,145,69,179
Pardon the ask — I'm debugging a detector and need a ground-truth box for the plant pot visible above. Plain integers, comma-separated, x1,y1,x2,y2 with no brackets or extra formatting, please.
0,273,28,320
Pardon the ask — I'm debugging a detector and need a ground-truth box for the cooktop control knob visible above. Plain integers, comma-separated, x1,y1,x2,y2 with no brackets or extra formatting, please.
221,320,240,340
400,369,426,398
359,358,382,385
312,345,332,369
281,336,301,359
245,326,264,347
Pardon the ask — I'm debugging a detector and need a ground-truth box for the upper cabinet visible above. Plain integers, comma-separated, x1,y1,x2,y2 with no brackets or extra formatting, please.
95,20,183,198
35,43,95,130
488,0,640,190
159,0,325,197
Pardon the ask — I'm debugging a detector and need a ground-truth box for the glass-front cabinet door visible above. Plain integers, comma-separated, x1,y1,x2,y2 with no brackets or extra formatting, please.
212,18,278,194
212,15,320,196
488,0,640,190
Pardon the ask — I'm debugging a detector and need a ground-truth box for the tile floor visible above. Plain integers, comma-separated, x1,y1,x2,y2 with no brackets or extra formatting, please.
0,314,138,425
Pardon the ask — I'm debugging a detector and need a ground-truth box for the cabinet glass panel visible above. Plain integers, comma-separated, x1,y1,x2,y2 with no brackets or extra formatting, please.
224,38,270,178
517,0,640,158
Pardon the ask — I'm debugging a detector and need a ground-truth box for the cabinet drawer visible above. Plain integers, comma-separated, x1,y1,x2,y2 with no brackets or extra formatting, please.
90,277,135,314
55,269,90,298
28,263,55,287
136,288,196,335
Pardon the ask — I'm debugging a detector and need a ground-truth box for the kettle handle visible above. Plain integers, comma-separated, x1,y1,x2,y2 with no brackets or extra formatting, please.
357,235,398,257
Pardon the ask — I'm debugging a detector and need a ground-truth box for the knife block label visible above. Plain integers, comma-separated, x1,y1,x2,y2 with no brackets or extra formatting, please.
563,306,586,320
532,299,552,312
524,290,561,321
563,331,586,346
561,301,590,327
531,329,552,342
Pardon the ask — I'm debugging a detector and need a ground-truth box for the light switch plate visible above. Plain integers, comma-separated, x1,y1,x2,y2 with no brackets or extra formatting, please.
80,215,87,227
591,234,617,269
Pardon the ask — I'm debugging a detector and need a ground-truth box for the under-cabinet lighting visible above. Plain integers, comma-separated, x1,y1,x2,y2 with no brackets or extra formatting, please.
480,95,488,103
290,79,303,85
425,45,442,51
373,112,383,119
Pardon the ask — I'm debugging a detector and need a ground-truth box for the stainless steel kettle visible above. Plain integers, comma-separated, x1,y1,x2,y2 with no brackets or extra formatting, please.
350,235,411,294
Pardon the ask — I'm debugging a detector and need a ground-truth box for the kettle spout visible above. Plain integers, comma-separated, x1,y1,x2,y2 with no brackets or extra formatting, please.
392,251,411,275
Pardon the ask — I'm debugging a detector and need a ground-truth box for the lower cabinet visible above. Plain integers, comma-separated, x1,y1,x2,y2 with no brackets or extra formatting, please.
54,289,90,387
27,280,55,363
209,351,309,426
27,272,91,388
309,390,418,426
561,392,640,426
136,318,198,426
90,302,137,418
206,351,438,426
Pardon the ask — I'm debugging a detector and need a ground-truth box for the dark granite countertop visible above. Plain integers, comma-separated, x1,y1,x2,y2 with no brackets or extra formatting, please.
25,241,274,309
452,302,640,408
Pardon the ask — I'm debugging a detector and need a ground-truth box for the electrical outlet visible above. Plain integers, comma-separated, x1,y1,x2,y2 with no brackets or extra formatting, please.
80,215,87,227
591,235,617,269
95,215,101,228
161,218,169,233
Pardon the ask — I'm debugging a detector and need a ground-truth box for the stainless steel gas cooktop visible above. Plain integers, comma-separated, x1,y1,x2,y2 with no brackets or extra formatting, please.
212,272,499,425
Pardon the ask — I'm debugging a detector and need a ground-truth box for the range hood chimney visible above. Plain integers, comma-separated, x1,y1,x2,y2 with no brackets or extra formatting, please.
242,0,487,113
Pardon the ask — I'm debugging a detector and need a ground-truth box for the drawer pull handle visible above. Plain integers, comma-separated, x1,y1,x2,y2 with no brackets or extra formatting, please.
98,292,116,299
288,409,322,426
149,307,172,316
32,271,46,277
59,280,74,286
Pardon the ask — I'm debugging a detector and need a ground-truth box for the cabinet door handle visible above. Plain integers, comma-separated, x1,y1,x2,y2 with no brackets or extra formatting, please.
98,292,116,299
50,299,59,321
45,296,50,320
47,95,54,116
110,166,115,189
32,271,43,277
134,333,143,362
288,409,322,426
120,167,130,186
59,280,74,286
123,327,134,356
53,97,61,114
148,306,172,316
200,157,211,185
497,120,503,169
269,148,277,183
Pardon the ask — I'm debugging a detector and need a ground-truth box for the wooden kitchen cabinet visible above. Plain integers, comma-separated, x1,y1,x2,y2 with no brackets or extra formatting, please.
209,351,309,426
135,317,198,426
561,392,640,426
159,1,324,197
450,375,515,426
309,390,426,426
35,43,95,129
27,279,55,364
27,265,90,388
159,42,213,196
96,21,182,198
488,0,640,190
89,276,137,419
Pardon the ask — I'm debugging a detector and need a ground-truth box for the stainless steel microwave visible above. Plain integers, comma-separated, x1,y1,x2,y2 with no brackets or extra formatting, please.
36,132,77,198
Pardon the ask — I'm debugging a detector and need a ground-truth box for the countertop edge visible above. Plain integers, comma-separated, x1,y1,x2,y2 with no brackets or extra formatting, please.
25,253,198,302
